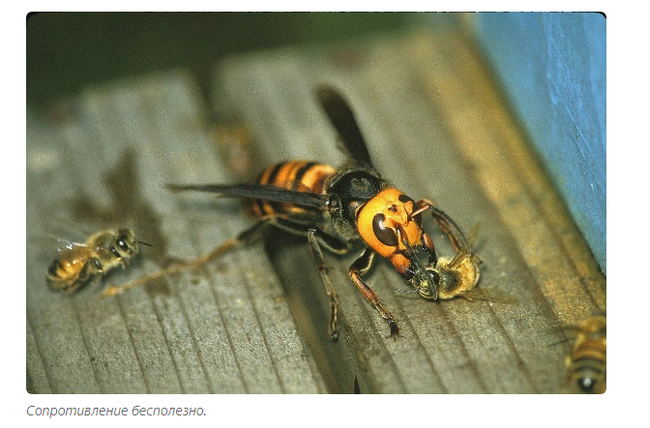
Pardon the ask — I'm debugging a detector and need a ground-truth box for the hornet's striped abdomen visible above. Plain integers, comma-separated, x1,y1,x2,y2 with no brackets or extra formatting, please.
249,161,336,218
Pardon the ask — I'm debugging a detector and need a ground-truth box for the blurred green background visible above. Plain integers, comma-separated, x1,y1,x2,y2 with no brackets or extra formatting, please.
26,12,605,273
27,12,430,106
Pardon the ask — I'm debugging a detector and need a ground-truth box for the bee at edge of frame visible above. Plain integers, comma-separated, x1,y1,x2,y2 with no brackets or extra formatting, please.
564,315,606,394
47,228,148,293
109,85,483,340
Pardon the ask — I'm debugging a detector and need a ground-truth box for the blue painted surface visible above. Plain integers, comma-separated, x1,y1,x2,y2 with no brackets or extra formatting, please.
476,12,606,273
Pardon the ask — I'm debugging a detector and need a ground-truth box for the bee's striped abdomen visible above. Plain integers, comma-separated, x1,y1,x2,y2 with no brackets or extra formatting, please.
565,316,607,393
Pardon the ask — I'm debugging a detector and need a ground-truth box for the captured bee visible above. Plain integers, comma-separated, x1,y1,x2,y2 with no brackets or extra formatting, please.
107,86,482,339
564,315,606,393
47,228,148,293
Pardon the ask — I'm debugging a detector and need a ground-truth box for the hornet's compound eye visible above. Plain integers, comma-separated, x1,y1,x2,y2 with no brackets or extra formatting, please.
372,213,398,246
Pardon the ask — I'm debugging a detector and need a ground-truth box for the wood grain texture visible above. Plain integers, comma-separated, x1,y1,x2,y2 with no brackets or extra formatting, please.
476,13,606,273
213,29,605,393
26,26,605,394
26,71,326,394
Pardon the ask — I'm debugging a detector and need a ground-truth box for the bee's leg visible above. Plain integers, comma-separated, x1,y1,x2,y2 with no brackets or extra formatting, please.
77,258,102,282
65,259,100,293
108,247,129,269
101,219,273,298
305,228,348,340
348,248,399,338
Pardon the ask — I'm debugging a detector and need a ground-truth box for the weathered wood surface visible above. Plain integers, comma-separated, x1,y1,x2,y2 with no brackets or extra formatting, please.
26,72,327,394
26,27,605,394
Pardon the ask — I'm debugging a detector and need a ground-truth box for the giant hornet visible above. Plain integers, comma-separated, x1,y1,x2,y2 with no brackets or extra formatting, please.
104,86,481,339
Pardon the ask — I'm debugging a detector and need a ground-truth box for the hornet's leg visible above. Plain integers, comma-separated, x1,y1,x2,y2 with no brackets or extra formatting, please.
236,218,349,340
267,219,349,340
348,248,399,338
102,217,274,298
414,199,482,269
306,228,349,340
415,199,470,252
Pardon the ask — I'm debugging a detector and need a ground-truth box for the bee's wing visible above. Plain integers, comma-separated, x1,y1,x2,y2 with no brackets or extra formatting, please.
447,248,470,270
316,85,374,169
466,223,480,248
46,236,91,252
167,183,330,209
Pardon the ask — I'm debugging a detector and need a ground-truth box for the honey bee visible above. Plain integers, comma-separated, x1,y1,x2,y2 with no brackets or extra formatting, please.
47,228,147,293
435,248,480,299
564,315,606,393
399,210,481,301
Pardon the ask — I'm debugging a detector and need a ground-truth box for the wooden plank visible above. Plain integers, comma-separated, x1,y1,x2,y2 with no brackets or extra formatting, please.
27,25,605,394
476,13,606,272
26,71,326,394
213,28,605,393
407,31,606,325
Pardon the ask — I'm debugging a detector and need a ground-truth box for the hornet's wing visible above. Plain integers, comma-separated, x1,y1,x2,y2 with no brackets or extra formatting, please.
316,85,374,169
167,183,330,210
